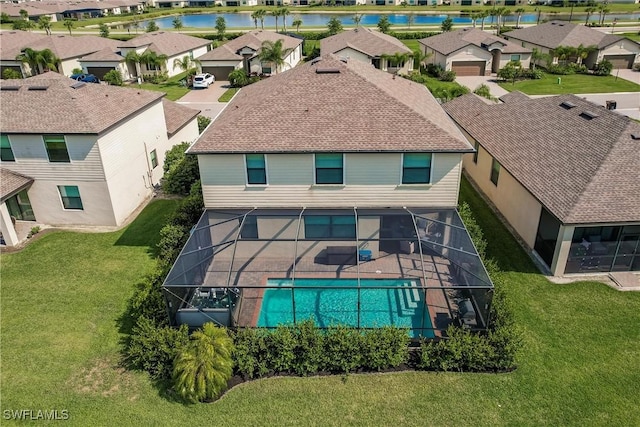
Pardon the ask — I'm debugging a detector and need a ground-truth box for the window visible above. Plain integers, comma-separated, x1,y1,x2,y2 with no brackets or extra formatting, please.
1,134,15,162
44,135,70,163
58,185,83,210
473,142,479,164
402,153,432,184
239,215,258,239
305,215,356,239
150,149,158,169
315,153,343,185
490,158,500,186
510,54,521,62
246,154,266,185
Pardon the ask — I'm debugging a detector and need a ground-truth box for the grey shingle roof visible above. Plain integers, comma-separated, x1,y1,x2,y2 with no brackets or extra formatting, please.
443,93,640,224
419,28,531,56
321,28,412,57
1,73,164,134
0,31,48,61
162,99,200,137
198,31,302,61
80,47,124,62
0,168,33,202
27,34,121,60
119,31,211,57
504,20,638,50
190,55,471,155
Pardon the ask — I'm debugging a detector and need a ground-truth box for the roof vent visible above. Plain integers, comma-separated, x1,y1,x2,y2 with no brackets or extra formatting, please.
316,68,341,74
310,57,322,65
560,101,576,109
579,111,599,120
0,86,20,91
631,132,640,140
339,56,348,63
27,85,48,91
70,81,86,89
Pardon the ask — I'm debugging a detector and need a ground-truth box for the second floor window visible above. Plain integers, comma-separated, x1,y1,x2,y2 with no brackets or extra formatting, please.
246,154,267,185
44,135,70,163
1,134,15,162
402,153,432,184
315,153,343,185
490,158,501,186
473,142,479,164
150,149,158,169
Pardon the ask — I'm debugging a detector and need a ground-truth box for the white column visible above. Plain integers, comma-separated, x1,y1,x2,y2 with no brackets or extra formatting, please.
0,203,19,247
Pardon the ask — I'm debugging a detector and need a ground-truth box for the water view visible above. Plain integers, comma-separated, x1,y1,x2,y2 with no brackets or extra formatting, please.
137,11,640,30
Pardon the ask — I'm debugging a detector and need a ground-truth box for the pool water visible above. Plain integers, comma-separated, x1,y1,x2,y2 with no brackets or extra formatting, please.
257,278,434,338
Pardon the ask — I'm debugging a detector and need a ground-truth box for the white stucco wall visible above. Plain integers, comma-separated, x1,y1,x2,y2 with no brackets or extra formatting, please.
168,118,199,147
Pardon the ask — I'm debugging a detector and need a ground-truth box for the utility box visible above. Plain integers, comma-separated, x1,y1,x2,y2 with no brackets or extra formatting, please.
606,100,617,110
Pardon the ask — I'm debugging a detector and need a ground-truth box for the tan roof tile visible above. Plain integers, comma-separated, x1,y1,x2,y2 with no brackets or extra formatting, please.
27,34,121,61
119,31,211,57
0,168,33,201
321,28,412,57
443,93,640,224
80,47,124,62
1,73,164,134
198,30,302,61
190,55,471,154
0,31,48,61
162,99,200,137
420,28,531,55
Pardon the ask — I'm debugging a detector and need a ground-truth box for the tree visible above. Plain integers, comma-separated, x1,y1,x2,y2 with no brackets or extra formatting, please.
469,12,480,28
258,39,294,75
215,16,226,40
407,12,415,30
131,15,141,34
271,9,280,32
146,20,159,33
102,69,123,86
497,60,522,85
530,48,548,70
125,50,143,80
292,17,302,33
441,16,453,32
327,16,343,35
173,55,201,75
37,49,58,72
584,6,596,25
552,45,576,64
514,8,525,28
172,323,234,403
593,59,612,76
19,9,28,20
281,8,290,32
63,18,74,35
37,16,52,35
377,16,391,34
574,44,595,65
382,52,410,73
172,16,183,31
411,48,431,72
140,50,169,75
228,68,250,87
99,23,110,38
197,116,211,134
479,11,489,31
16,48,58,75
15,48,40,76
0,12,10,24
352,14,362,28
598,5,610,26
254,9,267,30
251,10,259,29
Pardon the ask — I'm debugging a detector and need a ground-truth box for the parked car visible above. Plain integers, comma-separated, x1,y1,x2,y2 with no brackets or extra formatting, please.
193,73,214,89
70,73,99,84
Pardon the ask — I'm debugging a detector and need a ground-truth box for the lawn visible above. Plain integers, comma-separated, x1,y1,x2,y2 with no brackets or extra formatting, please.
498,71,640,95
2,182,640,425
134,72,190,101
218,87,240,102
622,32,640,42
401,40,421,51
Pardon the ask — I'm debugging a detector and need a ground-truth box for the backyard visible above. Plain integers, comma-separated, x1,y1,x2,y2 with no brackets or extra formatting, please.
1,179,639,425
498,71,640,95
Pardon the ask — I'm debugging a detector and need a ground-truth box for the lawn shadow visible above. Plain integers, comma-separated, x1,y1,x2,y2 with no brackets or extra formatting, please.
115,199,179,257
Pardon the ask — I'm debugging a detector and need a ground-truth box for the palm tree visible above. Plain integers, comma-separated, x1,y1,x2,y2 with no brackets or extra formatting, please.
382,52,410,73
172,16,183,31
255,9,267,30
140,50,169,75
407,12,415,30
258,39,294,75
15,48,40,76
598,4,610,26
16,48,58,75
271,9,280,32
37,15,52,35
172,323,234,403
514,8,525,28
19,9,28,21
131,15,141,34
574,44,595,65
479,11,489,31
251,11,259,29
352,13,362,28
469,12,480,28
281,8,290,32
292,17,302,33
38,49,58,72
63,18,74,35
552,45,576,65
125,50,143,80
173,55,201,75
228,68,249,87
584,6,596,25
411,48,431,72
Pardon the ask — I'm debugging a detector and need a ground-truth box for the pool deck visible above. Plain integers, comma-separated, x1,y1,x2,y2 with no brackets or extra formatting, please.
202,250,463,337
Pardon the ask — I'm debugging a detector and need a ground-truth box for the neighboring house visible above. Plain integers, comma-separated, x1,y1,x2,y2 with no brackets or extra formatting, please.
78,47,132,80
321,28,414,74
503,20,640,69
0,32,122,77
118,31,211,78
161,55,493,337
419,28,532,76
0,73,200,247
444,92,640,276
2,1,143,20
197,30,303,80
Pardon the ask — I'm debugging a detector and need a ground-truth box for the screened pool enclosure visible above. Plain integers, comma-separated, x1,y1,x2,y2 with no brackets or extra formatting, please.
162,208,494,339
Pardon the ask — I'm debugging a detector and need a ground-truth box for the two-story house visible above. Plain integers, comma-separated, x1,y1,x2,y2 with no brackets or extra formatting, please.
162,56,493,339
0,73,200,247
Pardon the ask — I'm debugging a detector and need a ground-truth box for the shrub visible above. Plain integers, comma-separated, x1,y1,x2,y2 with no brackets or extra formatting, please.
425,63,444,78
72,67,83,75
266,325,297,373
458,202,487,260
405,71,429,84
2,68,21,79
143,72,168,83
419,326,493,371
520,68,543,80
125,316,189,380
27,226,41,238
291,320,324,376
473,84,494,101
439,70,456,82
232,328,270,379
162,142,200,196
593,59,613,76
322,326,363,373
102,69,123,86
361,327,410,371
157,224,188,262
128,266,170,327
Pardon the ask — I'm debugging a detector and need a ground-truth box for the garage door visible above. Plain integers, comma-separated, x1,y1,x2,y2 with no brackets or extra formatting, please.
202,66,235,81
87,67,116,79
602,54,635,69
451,61,486,76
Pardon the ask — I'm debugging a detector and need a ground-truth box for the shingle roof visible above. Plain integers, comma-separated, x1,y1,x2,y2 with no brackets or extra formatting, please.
443,93,640,224
498,91,530,103
321,28,412,57
119,31,211,57
198,30,302,61
504,20,637,50
0,168,33,202
80,47,124,62
24,34,121,60
0,73,164,134
162,99,200,137
190,55,471,154
0,31,48,61
419,28,531,55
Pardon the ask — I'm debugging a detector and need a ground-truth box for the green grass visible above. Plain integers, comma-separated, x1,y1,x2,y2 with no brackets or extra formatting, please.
134,71,190,101
401,40,421,51
424,76,469,93
2,181,640,425
499,71,640,95
622,32,640,42
218,87,239,102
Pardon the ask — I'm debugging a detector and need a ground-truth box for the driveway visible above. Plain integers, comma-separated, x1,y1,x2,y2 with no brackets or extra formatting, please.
176,80,232,120
455,75,509,98
611,68,640,85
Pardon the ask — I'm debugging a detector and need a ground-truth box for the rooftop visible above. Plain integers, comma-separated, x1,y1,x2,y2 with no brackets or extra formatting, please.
162,99,200,137
118,31,211,58
198,30,302,61
321,27,412,58
190,55,471,154
419,28,531,55
0,169,33,202
443,93,640,224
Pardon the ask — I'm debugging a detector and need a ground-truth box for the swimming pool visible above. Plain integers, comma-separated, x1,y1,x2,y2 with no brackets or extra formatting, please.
257,278,434,338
